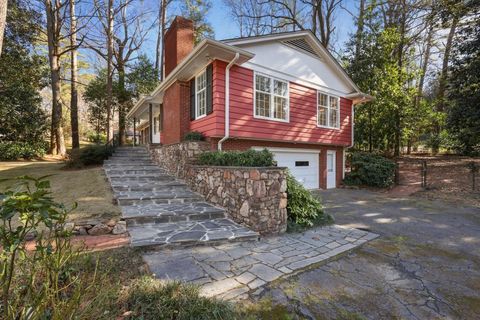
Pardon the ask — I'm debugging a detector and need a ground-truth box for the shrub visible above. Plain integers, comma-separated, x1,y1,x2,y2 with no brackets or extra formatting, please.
344,152,396,188
197,149,275,167
0,176,88,319
286,173,333,229
87,132,107,144
119,277,236,320
0,141,48,160
65,145,114,168
183,131,205,141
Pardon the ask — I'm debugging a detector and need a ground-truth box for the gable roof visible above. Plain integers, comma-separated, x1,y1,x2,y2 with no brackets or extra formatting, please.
223,30,366,98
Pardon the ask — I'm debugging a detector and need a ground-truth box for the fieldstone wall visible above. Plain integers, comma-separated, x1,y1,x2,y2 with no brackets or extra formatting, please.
147,141,210,178
186,166,288,235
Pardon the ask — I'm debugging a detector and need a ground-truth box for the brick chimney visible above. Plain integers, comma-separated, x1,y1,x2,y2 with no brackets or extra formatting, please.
164,16,194,77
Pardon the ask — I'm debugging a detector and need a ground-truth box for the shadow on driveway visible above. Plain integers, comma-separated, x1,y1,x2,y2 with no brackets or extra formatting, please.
250,189,480,319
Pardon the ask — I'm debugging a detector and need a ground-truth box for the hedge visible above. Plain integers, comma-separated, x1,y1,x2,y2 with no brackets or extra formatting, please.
344,152,396,188
197,149,275,167
0,141,49,160
65,145,114,168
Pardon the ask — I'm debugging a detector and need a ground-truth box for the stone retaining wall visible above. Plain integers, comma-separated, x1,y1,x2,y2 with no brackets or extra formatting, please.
147,141,288,235
147,141,210,178
186,166,288,235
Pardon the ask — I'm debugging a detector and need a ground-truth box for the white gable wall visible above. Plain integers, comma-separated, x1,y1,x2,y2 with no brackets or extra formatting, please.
235,41,354,96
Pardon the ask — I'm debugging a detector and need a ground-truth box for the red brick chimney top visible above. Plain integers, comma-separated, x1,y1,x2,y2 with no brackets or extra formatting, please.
164,16,194,77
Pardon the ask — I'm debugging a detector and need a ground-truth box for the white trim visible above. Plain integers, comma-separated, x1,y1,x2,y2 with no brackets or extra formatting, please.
252,146,321,154
316,91,340,129
342,148,346,179
253,71,290,123
127,39,255,119
245,62,349,96
225,30,362,94
194,68,207,119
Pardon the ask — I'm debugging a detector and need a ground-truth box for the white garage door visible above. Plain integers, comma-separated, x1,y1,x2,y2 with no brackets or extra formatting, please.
255,148,320,189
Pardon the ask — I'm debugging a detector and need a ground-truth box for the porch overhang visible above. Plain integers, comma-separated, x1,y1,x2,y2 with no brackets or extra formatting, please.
127,39,255,119
346,92,374,105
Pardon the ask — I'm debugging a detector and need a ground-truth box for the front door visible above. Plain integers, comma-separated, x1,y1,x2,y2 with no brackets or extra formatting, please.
326,150,336,189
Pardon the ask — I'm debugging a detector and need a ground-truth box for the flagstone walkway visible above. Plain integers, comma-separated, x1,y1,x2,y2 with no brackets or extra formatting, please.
143,225,378,300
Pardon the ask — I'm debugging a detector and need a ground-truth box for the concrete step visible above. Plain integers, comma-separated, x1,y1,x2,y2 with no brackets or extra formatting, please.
128,218,259,248
122,202,226,225
114,190,204,206
104,164,161,170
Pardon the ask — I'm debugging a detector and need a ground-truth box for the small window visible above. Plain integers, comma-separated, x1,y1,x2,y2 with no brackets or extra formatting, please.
317,92,340,128
196,70,207,118
255,74,289,121
295,161,309,167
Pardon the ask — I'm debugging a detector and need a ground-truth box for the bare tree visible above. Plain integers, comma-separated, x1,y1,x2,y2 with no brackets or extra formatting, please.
88,0,154,145
0,0,6,56
69,0,79,149
155,0,171,80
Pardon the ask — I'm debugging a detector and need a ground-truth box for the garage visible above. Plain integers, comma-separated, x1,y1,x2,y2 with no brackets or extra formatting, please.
254,147,320,189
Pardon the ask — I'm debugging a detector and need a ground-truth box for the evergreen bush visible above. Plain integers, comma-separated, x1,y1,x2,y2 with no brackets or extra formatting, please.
344,152,396,188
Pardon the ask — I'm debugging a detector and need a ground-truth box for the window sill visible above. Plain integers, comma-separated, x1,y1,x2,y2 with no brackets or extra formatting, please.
253,115,290,123
193,114,207,121
316,124,341,130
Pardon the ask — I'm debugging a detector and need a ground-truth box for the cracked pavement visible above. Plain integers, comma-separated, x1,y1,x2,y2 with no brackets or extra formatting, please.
251,189,480,319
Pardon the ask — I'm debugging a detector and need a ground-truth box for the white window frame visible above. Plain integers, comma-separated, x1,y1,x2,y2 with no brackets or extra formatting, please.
253,72,290,123
317,91,340,129
195,69,207,120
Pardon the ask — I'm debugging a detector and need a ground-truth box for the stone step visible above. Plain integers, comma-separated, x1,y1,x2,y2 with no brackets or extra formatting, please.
111,153,149,157
108,175,175,183
104,164,161,170
104,159,153,165
111,181,187,192
105,168,168,176
109,156,152,161
128,218,259,248
113,185,188,193
122,202,226,225
114,190,204,206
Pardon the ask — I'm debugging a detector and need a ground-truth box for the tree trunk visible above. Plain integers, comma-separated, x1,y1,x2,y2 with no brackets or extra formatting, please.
117,60,126,145
155,0,167,81
433,14,458,154
45,0,66,156
0,0,7,57
354,0,365,61
70,0,79,149
105,0,113,142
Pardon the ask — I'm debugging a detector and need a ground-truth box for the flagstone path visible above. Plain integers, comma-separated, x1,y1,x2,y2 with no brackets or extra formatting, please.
143,225,378,300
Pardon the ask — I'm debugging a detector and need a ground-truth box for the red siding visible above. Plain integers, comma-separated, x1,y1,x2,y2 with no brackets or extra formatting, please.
189,60,353,147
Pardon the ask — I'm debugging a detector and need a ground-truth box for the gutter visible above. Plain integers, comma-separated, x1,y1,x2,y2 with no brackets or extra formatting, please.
218,52,240,151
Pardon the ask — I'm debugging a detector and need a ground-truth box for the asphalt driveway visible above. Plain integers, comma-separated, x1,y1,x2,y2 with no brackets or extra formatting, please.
251,189,480,319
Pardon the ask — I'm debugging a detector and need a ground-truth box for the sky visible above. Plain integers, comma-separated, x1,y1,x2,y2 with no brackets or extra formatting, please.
83,0,359,71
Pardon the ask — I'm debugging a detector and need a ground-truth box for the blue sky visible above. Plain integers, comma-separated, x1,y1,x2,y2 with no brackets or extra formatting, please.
207,0,357,44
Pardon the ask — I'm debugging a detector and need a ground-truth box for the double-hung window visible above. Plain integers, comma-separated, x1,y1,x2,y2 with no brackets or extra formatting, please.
254,74,289,121
317,92,340,128
196,70,207,118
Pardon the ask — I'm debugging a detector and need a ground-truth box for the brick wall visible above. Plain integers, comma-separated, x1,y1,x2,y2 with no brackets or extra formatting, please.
164,16,193,77
161,80,190,145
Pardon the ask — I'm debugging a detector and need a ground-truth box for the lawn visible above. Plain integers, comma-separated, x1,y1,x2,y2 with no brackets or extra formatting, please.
0,160,121,223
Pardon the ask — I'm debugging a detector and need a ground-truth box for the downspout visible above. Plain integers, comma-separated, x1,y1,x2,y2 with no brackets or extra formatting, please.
344,96,366,178
218,52,240,151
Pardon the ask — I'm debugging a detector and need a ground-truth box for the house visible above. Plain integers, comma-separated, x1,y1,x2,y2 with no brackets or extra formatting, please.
127,16,371,190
